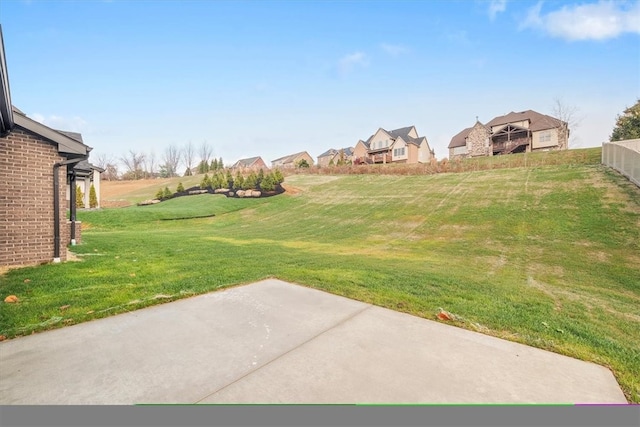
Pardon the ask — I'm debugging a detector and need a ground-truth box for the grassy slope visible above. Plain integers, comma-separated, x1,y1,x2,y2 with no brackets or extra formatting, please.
1,153,639,401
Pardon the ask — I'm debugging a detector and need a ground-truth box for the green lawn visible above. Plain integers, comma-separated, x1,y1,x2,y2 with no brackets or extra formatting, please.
1,157,639,402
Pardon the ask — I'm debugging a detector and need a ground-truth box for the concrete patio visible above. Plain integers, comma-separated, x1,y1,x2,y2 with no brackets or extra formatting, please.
0,279,627,404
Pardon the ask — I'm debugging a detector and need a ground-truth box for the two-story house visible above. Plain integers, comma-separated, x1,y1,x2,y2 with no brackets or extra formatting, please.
353,126,434,165
449,110,569,159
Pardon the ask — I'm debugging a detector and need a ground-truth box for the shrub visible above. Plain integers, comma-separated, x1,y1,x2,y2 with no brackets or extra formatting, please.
89,184,98,208
176,182,185,193
163,186,172,200
257,168,264,186
273,169,284,184
260,173,276,192
200,174,210,189
155,188,164,200
225,170,234,188
243,171,258,190
233,171,244,190
75,185,84,208
209,174,219,190
296,159,310,168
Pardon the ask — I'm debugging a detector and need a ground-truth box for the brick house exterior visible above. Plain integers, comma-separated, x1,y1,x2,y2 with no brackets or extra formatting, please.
1,28,90,268
231,156,268,172
1,110,90,267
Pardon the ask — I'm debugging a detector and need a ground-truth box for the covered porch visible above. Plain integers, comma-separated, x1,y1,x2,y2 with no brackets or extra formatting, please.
492,124,531,155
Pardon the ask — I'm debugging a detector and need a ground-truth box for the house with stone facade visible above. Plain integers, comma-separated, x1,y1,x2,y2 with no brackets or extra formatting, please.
317,147,354,167
449,110,568,159
231,156,268,172
353,126,434,165
271,151,314,169
1,28,92,267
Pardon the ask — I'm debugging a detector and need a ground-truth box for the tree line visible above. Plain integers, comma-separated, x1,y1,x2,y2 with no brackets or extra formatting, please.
93,141,225,181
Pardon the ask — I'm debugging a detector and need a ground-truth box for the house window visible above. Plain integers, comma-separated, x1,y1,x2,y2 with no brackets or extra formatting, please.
539,131,551,143
393,147,405,157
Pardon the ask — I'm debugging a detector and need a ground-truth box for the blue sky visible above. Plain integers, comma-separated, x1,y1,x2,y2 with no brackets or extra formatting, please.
2,0,639,169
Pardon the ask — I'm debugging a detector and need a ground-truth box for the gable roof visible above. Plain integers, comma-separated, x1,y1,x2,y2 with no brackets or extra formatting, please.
272,151,310,164
361,126,419,150
318,148,338,158
397,135,428,147
12,107,89,157
388,126,416,140
74,159,105,176
448,127,472,149
233,156,264,168
486,110,563,132
341,147,354,156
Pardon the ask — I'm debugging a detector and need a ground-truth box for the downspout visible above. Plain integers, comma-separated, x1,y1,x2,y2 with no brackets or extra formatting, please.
69,169,77,245
53,157,85,263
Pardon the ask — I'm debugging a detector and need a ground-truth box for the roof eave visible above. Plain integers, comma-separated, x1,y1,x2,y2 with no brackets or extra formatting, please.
13,112,89,156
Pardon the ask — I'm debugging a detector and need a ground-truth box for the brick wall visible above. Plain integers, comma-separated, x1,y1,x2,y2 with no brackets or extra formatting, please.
69,220,82,245
0,126,69,267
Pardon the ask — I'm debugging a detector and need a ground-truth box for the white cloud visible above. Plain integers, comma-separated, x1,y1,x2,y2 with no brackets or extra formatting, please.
380,43,410,56
521,0,640,41
488,0,508,21
337,52,369,76
30,113,89,133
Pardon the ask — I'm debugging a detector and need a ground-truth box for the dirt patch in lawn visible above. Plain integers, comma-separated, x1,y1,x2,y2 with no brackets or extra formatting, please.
281,183,303,195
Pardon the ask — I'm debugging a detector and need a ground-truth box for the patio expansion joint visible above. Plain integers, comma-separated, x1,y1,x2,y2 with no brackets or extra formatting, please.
193,302,374,403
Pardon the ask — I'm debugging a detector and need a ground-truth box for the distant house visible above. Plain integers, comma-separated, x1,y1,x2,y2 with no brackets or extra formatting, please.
317,147,354,167
353,126,434,165
449,110,568,159
271,151,314,169
231,156,268,172
1,27,92,267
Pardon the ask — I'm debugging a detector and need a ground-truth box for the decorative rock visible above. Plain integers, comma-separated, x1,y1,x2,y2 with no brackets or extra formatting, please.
250,190,262,197
138,199,161,206
188,189,208,195
236,190,245,198
4,295,19,303
215,188,230,194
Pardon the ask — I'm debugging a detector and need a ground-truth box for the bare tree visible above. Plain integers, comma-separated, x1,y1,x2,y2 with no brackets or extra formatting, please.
103,163,119,181
120,150,145,180
198,140,213,174
143,150,157,179
183,141,195,176
94,153,119,181
162,144,181,177
552,98,582,149
93,152,112,170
